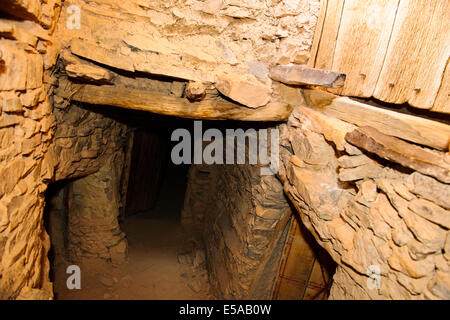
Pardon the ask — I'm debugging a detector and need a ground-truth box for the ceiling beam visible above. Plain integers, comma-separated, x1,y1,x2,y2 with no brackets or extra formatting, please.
55,79,292,122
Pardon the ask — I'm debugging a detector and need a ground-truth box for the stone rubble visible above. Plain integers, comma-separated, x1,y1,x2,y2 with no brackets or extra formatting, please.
276,102,450,299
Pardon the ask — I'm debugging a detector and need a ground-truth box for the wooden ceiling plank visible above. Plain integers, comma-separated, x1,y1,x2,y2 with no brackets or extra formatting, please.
373,0,450,109
431,57,450,114
331,0,400,97
314,0,345,71
308,0,328,68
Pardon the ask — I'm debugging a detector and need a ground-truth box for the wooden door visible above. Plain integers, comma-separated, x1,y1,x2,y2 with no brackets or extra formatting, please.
310,0,450,113
271,214,335,300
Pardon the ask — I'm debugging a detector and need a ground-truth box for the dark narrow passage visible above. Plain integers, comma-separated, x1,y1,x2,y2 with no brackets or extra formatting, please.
141,161,190,220
123,126,190,221
43,105,331,300
116,117,212,299
45,109,214,299
43,180,69,287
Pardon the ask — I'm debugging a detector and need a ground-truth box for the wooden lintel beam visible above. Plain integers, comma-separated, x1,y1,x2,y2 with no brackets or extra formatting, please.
346,126,450,183
55,80,292,121
303,89,450,151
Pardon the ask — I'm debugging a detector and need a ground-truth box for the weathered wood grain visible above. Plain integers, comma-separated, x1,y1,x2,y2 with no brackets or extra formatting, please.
431,57,450,114
55,80,293,121
310,0,449,113
313,0,345,71
346,126,450,183
303,89,450,151
373,0,450,109
331,0,399,97
308,0,328,68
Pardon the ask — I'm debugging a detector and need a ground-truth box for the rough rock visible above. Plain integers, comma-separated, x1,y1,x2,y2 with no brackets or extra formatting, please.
427,270,450,299
270,64,346,88
445,233,450,261
214,76,271,108
247,61,269,82
388,245,435,279
408,199,450,229
0,91,23,113
410,172,450,210
277,107,450,300
70,38,134,72
338,162,383,182
185,81,207,102
359,180,378,202
346,126,450,183
65,63,113,83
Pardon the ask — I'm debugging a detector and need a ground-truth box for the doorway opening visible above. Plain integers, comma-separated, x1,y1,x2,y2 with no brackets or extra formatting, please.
43,104,336,300
117,113,212,300
44,108,214,299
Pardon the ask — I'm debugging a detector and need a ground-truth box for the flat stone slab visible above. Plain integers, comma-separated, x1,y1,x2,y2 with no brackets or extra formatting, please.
270,64,346,88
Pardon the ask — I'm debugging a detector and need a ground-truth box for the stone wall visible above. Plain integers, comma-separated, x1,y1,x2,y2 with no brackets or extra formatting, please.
51,96,129,181
182,161,292,299
54,0,320,111
67,154,128,265
0,0,61,300
57,0,319,69
49,92,130,264
0,0,130,298
277,97,450,299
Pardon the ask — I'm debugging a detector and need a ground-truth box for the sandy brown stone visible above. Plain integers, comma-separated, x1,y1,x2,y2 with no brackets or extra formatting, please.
339,162,383,182
185,81,207,102
445,233,450,261
359,180,378,202
396,272,431,296
70,38,134,72
388,245,435,279
1,0,42,23
65,63,113,83
410,172,450,210
0,91,23,113
428,270,450,299
295,106,356,151
338,154,373,168
408,199,450,229
391,181,415,201
215,76,272,109
270,64,346,88
346,126,450,183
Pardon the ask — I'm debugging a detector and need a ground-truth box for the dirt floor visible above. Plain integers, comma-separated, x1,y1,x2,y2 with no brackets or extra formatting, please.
53,214,214,300
52,163,214,300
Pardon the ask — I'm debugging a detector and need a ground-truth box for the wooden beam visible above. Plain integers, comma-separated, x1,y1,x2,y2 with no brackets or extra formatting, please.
270,65,346,88
303,89,450,151
346,126,450,183
55,80,292,121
